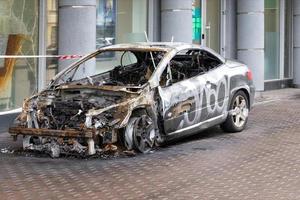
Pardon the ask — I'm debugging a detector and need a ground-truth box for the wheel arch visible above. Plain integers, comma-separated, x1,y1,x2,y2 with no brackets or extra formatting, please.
221,87,250,133
239,88,250,109
229,87,251,110
120,105,158,128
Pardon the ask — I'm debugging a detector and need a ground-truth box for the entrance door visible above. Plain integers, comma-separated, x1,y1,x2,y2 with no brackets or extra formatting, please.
201,0,221,53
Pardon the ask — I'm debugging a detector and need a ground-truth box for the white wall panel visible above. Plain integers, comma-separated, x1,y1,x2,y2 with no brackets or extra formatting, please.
237,0,264,90
238,50,264,91
237,13,264,49
238,0,264,13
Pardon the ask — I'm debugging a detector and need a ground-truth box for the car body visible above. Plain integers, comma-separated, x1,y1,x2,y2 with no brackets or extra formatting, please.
9,43,255,157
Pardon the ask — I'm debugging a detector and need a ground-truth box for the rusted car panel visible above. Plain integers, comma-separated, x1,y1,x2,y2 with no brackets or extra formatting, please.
9,42,255,157
9,127,94,138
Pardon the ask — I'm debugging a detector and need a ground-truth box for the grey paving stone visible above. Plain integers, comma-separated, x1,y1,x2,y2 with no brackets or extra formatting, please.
0,89,300,200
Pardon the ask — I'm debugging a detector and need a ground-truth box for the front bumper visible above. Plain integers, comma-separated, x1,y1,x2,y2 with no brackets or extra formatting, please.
9,127,99,157
9,127,94,139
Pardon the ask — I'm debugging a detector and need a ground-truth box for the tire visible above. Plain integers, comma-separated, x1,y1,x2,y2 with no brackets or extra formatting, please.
221,90,249,133
124,114,156,153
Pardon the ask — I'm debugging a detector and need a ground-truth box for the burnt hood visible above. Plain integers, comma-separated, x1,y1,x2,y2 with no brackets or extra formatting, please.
16,84,143,130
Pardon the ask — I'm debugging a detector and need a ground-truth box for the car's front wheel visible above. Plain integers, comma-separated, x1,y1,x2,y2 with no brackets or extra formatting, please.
221,90,249,132
124,114,156,153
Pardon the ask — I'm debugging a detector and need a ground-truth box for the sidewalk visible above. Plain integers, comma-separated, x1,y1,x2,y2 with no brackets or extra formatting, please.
0,88,300,199
254,88,299,103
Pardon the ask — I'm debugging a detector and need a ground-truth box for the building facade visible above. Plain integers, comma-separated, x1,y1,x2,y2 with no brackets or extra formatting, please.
0,0,299,130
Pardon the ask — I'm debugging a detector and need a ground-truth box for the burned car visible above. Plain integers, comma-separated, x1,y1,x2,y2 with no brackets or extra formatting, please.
9,43,255,157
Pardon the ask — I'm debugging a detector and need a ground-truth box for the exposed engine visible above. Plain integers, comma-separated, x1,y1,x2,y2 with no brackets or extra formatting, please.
9,48,165,158
35,89,123,130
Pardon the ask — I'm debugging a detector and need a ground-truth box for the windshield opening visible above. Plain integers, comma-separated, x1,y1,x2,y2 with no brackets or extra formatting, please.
51,50,165,88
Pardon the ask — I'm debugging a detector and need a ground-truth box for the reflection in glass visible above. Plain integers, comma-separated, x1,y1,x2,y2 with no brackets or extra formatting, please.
96,0,116,59
205,0,220,53
46,0,58,84
0,0,38,112
284,0,292,78
265,0,280,80
96,0,148,73
192,0,202,44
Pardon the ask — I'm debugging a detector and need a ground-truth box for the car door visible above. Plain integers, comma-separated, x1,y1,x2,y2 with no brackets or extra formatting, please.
157,49,208,134
199,49,229,119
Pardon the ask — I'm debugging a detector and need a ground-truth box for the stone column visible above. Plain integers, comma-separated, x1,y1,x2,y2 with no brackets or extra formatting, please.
293,0,300,87
58,0,96,76
160,0,193,43
148,0,161,42
237,0,264,91
222,0,237,59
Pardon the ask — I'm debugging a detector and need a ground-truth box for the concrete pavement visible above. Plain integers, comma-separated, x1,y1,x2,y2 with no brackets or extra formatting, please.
1,88,300,200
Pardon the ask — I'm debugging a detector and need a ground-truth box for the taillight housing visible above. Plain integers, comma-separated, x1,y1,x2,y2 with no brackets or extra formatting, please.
246,69,253,81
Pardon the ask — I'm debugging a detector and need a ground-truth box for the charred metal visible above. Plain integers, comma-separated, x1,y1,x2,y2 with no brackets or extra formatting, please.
10,45,166,157
9,43,255,158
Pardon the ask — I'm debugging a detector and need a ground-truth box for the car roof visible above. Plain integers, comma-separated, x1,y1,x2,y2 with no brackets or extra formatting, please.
99,42,203,52
98,42,225,63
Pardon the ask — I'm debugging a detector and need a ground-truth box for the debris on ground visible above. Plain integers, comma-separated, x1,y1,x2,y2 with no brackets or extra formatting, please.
1,147,14,154
122,150,136,157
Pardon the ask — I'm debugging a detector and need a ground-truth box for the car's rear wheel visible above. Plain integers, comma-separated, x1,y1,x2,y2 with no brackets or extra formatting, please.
124,114,156,153
221,90,249,132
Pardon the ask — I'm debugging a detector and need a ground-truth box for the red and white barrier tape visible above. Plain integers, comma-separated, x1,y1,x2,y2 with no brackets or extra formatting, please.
58,55,82,60
0,55,84,60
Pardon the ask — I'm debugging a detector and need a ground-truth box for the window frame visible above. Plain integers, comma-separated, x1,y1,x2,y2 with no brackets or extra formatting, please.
159,48,223,87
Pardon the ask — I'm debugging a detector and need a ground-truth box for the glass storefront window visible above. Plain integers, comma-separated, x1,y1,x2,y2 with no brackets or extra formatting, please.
192,0,220,52
96,0,148,73
265,0,280,80
205,0,220,53
192,0,202,44
96,0,116,47
0,0,39,112
284,0,292,78
96,0,116,59
46,0,58,83
116,0,147,44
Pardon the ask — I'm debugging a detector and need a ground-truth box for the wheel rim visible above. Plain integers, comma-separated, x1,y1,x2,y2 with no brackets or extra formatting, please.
230,95,248,128
132,115,155,153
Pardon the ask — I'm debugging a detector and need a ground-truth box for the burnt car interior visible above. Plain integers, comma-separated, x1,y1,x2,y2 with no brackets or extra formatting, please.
161,49,223,86
108,51,163,86
38,51,166,131
56,50,165,88
10,45,238,157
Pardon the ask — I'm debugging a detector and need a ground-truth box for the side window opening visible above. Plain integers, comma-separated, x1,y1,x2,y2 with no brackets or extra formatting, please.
160,49,223,87
197,50,222,71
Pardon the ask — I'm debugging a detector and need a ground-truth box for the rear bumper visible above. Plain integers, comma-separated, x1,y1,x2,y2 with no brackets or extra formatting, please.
9,127,94,139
